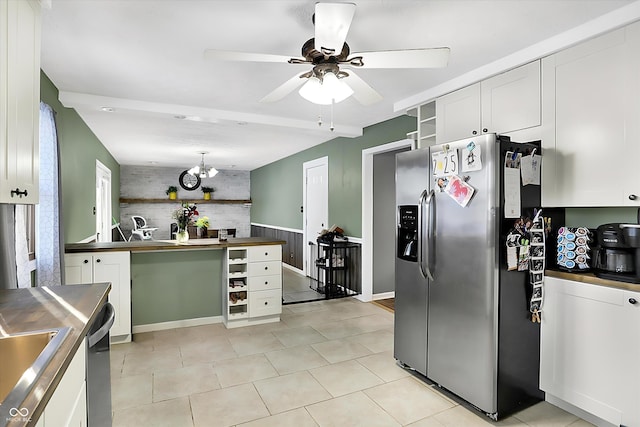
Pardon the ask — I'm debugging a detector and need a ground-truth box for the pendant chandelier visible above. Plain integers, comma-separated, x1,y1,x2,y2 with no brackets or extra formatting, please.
188,152,218,178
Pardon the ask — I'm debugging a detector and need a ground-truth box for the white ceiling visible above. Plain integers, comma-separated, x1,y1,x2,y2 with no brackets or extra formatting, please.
40,0,637,171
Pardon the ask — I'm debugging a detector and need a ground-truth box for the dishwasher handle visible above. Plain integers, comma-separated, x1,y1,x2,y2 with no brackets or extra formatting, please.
88,302,115,348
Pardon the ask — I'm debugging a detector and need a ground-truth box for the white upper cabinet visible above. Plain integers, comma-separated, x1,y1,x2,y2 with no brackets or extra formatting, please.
0,0,40,204
436,61,541,143
542,22,640,207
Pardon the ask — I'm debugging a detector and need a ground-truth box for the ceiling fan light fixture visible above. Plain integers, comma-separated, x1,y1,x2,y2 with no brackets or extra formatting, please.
298,72,353,105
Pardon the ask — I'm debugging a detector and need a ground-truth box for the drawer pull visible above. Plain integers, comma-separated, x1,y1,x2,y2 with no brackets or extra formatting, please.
264,266,268,270
264,301,268,305
264,281,268,285
630,298,637,305
264,252,268,256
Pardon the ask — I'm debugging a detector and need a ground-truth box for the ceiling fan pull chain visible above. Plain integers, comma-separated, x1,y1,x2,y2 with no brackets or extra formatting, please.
318,104,323,127
330,100,335,132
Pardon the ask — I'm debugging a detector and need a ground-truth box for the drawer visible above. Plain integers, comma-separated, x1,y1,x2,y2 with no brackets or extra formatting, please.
249,289,282,317
248,274,281,292
248,260,281,277
248,245,282,262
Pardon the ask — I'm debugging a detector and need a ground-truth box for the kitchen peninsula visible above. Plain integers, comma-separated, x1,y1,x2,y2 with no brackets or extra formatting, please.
64,237,285,337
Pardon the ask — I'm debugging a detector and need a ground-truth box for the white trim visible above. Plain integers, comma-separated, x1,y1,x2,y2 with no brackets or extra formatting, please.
251,222,303,234
360,139,415,302
372,291,395,301
131,315,223,334
282,262,304,275
96,159,112,243
394,2,640,112
302,156,329,276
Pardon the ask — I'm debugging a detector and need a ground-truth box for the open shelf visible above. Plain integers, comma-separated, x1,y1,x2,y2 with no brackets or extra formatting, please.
119,198,251,204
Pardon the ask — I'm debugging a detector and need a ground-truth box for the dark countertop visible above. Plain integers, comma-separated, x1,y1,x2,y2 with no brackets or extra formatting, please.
0,284,110,426
65,237,286,253
545,269,640,292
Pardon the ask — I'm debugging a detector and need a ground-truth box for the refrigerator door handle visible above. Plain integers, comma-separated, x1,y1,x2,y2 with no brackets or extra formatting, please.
418,189,432,280
424,189,435,280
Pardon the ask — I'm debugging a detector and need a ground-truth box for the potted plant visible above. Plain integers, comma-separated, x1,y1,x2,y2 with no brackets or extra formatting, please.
201,186,215,200
166,185,178,200
195,216,210,238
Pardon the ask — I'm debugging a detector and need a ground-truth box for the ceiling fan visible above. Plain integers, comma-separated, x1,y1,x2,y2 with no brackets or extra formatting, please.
204,2,450,106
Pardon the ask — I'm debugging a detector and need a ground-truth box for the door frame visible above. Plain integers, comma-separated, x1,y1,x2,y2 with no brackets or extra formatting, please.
302,156,328,276
95,159,112,242
359,139,415,302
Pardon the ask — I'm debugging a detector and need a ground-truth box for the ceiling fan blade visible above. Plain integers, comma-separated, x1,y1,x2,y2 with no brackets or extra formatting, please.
260,71,308,103
203,49,306,64
352,48,450,68
314,2,356,56
343,70,382,106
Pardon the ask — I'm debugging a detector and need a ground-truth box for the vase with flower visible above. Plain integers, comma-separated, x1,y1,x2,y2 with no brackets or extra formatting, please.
172,202,199,243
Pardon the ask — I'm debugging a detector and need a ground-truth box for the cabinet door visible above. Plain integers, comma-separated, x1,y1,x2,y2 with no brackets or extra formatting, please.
0,0,40,204
93,252,131,339
43,339,86,426
540,278,639,426
542,25,638,207
64,254,94,285
435,83,481,143
481,60,540,135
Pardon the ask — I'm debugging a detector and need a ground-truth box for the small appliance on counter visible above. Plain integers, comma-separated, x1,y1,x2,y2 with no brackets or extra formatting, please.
593,223,640,283
556,226,592,272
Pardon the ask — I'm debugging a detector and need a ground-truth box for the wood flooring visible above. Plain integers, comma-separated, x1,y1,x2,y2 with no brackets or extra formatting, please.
372,298,394,312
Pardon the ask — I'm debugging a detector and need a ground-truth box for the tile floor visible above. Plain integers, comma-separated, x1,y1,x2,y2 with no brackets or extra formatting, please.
110,296,595,427
282,267,325,304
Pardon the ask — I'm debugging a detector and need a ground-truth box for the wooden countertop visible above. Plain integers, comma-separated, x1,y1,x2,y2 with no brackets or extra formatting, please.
65,237,286,253
0,284,110,426
545,269,640,292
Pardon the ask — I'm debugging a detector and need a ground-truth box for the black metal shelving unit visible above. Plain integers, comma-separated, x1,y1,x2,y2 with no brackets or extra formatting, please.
313,239,360,299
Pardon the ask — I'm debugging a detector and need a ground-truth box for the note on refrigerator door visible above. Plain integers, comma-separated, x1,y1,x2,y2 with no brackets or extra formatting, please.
520,154,541,186
504,152,521,218
461,142,482,172
444,175,475,207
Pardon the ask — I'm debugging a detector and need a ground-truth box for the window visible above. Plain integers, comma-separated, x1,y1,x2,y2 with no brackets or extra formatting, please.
25,205,36,261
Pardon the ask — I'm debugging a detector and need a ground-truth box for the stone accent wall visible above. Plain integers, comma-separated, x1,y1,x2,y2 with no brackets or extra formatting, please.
119,165,250,240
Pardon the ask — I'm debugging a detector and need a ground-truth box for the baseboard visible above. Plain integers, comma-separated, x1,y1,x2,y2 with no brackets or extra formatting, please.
545,394,616,427
373,291,395,300
132,315,223,334
282,262,304,275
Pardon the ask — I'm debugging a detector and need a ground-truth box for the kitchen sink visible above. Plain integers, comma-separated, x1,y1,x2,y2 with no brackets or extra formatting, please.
0,327,71,409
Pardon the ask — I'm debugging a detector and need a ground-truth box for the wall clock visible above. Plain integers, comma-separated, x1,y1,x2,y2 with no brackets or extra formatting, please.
179,170,201,191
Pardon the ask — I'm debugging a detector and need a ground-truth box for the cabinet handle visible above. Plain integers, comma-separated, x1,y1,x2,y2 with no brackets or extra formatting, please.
264,252,268,256
264,301,268,305
629,194,638,201
264,281,268,285
482,128,488,133
472,130,477,135
83,259,89,264
96,259,101,263
10,188,28,198
630,298,637,305
264,266,268,270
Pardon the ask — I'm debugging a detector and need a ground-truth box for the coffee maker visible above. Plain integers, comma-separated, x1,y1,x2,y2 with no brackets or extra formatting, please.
593,223,640,283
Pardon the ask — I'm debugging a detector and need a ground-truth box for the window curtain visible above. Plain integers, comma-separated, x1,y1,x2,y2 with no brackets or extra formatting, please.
36,102,64,287
15,205,31,288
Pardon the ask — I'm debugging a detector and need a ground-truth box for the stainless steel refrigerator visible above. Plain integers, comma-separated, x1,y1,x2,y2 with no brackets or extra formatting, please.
394,133,543,420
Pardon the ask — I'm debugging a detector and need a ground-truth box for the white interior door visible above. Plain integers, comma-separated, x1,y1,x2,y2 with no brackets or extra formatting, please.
303,157,328,276
95,160,112,242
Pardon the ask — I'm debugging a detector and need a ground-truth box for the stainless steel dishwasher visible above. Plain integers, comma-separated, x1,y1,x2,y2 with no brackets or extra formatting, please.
86,302,114,426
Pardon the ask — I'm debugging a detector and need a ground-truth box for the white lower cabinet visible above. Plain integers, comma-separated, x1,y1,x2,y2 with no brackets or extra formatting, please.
540,277,640,426
64,251,131,342
223,245,282,328
39,339,87,427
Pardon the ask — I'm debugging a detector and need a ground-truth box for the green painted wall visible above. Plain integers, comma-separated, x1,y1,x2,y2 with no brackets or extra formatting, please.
251,115,416,237
565,207,638,228
131,250,223,326
40,72,121,243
